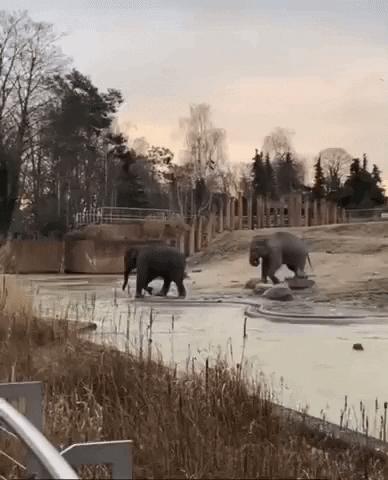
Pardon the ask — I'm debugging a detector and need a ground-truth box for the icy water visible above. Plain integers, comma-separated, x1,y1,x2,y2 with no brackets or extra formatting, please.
20,273,388,439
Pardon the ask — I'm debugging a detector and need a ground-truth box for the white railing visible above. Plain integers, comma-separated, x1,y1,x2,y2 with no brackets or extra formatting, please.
0,398,79,479
0,381,133,479
74,206,178,228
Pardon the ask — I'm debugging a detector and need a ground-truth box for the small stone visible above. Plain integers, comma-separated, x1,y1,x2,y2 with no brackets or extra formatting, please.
244,278,261,289
353,343,364,351
253,286,266,295
192,269,202,273
262,284,294,302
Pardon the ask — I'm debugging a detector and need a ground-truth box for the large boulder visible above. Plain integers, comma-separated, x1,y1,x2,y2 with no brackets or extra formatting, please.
286,277,316,290
262,284,294,301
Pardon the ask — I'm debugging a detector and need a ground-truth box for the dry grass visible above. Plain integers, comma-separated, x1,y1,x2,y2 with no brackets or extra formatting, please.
0,278,387,478
0,274,34,317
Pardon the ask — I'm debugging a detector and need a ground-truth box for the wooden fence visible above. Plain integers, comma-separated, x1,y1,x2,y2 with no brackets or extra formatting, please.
176,193,345,257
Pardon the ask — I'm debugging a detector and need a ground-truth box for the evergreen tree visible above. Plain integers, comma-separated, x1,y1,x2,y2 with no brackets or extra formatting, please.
350,157,361,176
312,156,326,199
113,144,149,209
338,157,385,208
251,148,266,195
372,164,382,184
362,153,368,172
275,151,300,195
264,153,277,198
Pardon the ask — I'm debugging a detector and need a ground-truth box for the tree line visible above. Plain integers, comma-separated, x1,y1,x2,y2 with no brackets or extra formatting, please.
251,137,385,209
0,10,385,239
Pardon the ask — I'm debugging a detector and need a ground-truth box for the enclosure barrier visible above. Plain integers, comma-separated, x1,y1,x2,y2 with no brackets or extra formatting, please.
344,207,387,223
74,206,176,228
0,382,133,479
72,194,348,259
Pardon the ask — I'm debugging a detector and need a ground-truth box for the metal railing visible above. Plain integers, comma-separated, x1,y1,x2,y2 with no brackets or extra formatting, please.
74,206,179,228
0,398,79,479
0,381,133,479
344,208,386,223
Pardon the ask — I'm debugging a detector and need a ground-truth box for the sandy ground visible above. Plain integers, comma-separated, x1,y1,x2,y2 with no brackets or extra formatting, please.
187,221,388,308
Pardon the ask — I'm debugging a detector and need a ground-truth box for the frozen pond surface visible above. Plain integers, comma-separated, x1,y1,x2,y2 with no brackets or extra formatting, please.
20,273,388,438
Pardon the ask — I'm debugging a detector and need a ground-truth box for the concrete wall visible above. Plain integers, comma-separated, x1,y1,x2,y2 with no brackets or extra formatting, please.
0,240,64,274
64,239,166,274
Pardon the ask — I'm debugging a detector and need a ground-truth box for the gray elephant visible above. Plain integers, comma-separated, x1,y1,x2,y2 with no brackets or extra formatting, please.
122,244,187,298
249,231,312,284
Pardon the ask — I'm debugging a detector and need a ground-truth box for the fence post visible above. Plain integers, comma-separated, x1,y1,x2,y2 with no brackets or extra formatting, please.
287,195,294,227
331,202,337,224
225,197,231,230
304,197,310,227
238,193,243,230
230,198,236,230
295,194,302,227
247,194,253,230
188,220,196,256
264,196,270,227
178,233,185,254
320,198,327,225
195,216,203,251
206,212,214,245
218,198,224,233
256,196,263,228
279,198,285,226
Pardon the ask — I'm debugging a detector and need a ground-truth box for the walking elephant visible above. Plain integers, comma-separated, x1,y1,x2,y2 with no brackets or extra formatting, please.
122,244,187,298
249,231,312,285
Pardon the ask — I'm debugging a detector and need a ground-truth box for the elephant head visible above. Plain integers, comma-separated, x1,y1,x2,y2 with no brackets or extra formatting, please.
122,246,140,291
249,237,269,267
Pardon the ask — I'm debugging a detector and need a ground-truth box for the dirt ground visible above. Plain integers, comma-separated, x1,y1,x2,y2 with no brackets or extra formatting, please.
187,221,388,308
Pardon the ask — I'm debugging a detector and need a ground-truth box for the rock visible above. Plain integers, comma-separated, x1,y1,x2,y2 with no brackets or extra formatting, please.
353,343,364,351
262,284,294,301
286,277,316,290
253,285,266,295
244,278,261,290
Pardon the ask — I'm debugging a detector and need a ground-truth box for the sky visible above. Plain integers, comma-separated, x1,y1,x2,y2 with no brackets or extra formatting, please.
1,0,387,182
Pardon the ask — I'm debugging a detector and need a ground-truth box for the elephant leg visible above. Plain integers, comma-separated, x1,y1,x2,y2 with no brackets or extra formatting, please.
175,274,186,298
267,254,282,285
122,270,129,291
135,268,148,298
261,257,269,283
157,278,171,297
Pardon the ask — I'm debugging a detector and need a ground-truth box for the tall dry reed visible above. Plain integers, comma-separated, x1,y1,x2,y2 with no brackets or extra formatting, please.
0,277,386,478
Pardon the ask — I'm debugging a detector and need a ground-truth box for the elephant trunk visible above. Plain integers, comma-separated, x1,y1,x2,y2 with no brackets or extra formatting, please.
249,250,260,267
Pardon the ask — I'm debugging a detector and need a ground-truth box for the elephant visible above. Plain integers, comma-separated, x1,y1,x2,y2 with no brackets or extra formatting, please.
122,244,187,298
249,231,312,285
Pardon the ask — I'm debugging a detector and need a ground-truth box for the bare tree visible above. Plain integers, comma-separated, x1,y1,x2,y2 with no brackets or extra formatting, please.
0,10,68,234
318,147,352,192
178,103,228,215
262,127,295,160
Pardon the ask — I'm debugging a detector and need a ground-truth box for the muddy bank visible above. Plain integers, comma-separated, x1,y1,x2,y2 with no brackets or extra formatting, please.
188,222,388,307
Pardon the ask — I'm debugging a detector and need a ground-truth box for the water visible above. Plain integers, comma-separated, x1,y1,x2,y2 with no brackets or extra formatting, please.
20,273,388,439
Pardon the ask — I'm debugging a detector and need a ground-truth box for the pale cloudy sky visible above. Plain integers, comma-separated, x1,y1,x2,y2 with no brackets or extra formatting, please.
1,0,387,179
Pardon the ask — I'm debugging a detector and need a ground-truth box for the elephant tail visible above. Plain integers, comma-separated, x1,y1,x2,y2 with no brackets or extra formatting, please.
122,253,130,291
307,253,313,271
